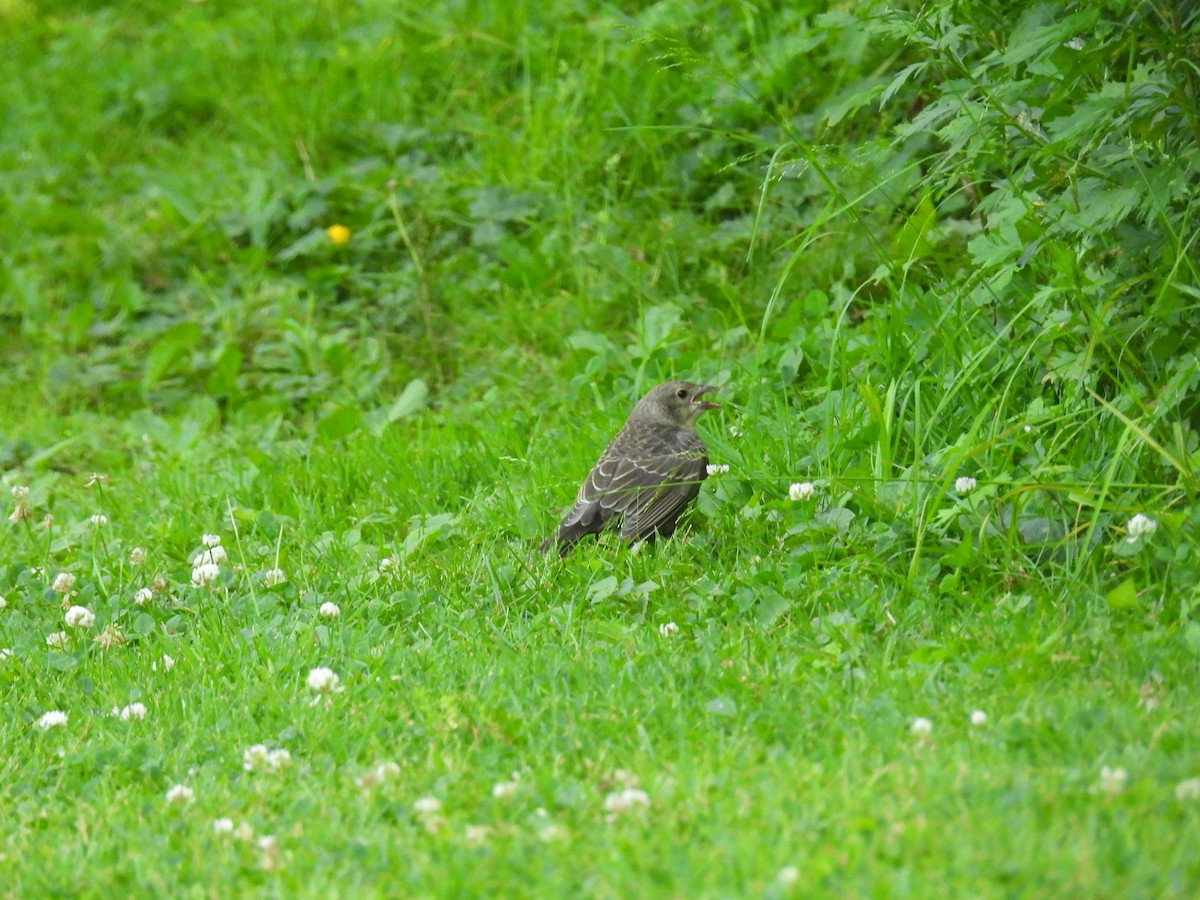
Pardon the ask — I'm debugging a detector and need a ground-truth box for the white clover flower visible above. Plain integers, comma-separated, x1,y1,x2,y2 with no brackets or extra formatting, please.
233,822,255,842
52,572,76,594
135,588,153,605
257,835,283,871
191,563,221,588
90,514,108,527
94,624,124,649
1064,36,1085,50
778,866,800,887
37,710,68,731
1175,778,1200,801
379,556,396,572
129,547,147,567
970,710,988,726
162,654,176,671
910,717,933,735
306,667,341,694
318,601,340,619
603,787,650,818
954,476,977,494
1126,513,1157,542
64,605,95,629
0,648,13,660
658,621,679,638
119,702,147,722
243,744,271,771
788,482,815,502
212,818,235,834
492,775,520,799
413,796,442,816
165,784,195,806
1094,766,1127,795
1024,424,1034,433
196,546,228,566
537,822,569,842
263,568,286,588
243,744,292,772
268,749,291,769
705,464,730,476
201,534,222,548
356,761,401,789
9,485,31,522
728,425,743,438
0,596,6,610
46,631,70,649
464,824,492,845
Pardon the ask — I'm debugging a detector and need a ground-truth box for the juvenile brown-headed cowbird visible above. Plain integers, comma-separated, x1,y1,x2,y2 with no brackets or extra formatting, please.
541,380,720,556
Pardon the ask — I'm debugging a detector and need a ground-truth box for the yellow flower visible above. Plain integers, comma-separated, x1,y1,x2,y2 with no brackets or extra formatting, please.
325,224,351,245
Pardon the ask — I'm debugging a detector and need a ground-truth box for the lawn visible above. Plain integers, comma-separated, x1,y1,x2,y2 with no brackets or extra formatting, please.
2,0,1198,896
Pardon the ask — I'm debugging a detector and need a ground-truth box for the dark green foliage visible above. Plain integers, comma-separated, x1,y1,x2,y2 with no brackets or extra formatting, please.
2,0,1196,602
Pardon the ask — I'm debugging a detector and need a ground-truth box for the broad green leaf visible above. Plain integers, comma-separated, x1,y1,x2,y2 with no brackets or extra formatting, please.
316,405,362,442
1105,577,1139,610
587,576,620,604
387,379,429,423
144,322,203,388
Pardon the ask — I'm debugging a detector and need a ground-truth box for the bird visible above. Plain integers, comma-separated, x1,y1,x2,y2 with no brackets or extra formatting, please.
541,380,720,556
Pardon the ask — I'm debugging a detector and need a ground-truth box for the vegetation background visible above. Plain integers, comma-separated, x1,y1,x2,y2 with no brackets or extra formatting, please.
1,0,1198,895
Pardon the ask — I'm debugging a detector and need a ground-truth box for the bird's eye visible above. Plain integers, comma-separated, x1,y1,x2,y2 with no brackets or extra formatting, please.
676,388,689,399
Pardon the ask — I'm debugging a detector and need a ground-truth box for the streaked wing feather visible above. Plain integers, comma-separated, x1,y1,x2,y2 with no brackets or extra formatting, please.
619,454,708,540
586,455,681,508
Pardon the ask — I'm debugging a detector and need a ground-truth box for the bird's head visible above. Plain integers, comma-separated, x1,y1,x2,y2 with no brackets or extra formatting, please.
631,381,721,428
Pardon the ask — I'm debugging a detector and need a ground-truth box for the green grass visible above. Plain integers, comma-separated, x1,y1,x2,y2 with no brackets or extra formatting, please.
2,0,1200,896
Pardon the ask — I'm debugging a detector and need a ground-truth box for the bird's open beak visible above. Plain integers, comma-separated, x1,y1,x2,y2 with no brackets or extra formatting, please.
692,384,721,411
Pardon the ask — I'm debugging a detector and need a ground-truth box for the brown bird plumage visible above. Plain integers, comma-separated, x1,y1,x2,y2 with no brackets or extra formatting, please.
541,380,720,556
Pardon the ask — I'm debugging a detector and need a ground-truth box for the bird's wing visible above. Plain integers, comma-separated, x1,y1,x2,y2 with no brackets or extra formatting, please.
617,451,708,540
554,453,653,535
580,452,681,509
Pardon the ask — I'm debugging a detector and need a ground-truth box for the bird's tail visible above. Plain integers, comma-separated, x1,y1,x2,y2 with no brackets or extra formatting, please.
539,533,574,557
